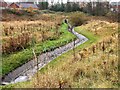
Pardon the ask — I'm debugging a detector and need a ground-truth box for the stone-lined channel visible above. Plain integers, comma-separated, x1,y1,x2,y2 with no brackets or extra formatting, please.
1,24,88,85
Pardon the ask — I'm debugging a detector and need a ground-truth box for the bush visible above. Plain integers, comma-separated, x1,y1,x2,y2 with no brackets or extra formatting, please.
7,9,23,16
68,12,89,26
106,11,120,22
6,8,37,16
41,10,55,14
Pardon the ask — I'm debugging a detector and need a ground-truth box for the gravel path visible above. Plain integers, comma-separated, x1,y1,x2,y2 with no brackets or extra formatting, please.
1,23,88,85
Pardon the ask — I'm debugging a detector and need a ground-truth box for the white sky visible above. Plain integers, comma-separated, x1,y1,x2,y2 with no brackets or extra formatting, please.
4,0,120,3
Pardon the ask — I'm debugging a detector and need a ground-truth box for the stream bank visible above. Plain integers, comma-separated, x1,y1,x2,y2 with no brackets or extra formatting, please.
1,24,88,85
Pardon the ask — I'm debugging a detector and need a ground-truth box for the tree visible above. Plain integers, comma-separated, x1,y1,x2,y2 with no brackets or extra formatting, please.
86,0,93,15
49,1,81,12
72,2,80,11
94,1,103,16
37,1,49,10
60,3,65,12
93,1,108,16
82,0,110,16
65,2,72,12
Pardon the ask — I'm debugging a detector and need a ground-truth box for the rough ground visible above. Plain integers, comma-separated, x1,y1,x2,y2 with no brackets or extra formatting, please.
2,26,88,84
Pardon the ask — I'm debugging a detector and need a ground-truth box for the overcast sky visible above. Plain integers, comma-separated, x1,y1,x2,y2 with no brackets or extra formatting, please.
4,0,120,3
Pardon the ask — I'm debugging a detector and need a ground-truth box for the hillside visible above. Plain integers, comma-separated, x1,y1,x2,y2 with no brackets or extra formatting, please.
1,19,119,88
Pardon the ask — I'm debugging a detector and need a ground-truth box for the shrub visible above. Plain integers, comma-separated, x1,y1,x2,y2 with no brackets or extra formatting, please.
68,12,88,26
7,9,23,16
106,11,120,22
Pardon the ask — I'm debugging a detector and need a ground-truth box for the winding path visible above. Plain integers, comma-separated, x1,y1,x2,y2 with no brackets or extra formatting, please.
1,21,88,85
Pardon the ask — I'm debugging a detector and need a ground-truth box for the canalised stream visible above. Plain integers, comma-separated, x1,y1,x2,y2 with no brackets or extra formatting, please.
1,23,88,85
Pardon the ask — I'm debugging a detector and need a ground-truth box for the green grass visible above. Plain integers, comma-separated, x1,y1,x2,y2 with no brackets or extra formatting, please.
1,25,99,88
40,26,99,73
1,81,32,89
1,20,118,88
2,23,76,76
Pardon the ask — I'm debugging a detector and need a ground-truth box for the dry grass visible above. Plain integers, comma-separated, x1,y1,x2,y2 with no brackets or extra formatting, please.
31,34,118,88
32,21,118,88
2,14,64,54
6,20,118,88
1,17,118,88
81,20,118,37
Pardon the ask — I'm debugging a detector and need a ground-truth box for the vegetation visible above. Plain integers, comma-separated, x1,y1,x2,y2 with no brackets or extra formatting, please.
2,23,76,76
49,1,112,18
50,2,80,12
1,2,119,88
2,11,91,76
68,12,89,26
5,9,38,16
106,11,120,22
2,20,118,88
38,2,49,10
83,2,110,16
2,19,62,53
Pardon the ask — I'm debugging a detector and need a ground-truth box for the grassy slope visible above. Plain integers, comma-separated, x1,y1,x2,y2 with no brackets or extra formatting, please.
1,24,99,88
2,23,76,76
32,25,118,88
2,21,118,88
40,27,99,73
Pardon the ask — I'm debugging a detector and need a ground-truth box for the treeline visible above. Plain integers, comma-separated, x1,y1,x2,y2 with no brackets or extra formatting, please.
36,1,119,22
37,1,110,15
49,2,80,12
38,2,49,10
82,2,110,16
48,2,110,16
37,2,80,12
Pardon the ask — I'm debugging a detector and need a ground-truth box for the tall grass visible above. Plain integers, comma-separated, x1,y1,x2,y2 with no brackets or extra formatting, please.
1,15,118,88
2,15,63,54
2,23,76,76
